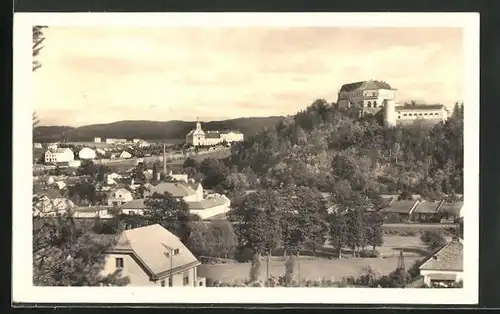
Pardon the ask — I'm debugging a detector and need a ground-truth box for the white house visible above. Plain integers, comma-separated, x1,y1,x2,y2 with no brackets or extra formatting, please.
33,196,76,216
120,151,132,159
100,224,205,287
107,188,133,206
78,147,97,160
73,207,113,219
94,137,102,143
187,195,231,220
68,160,82,168
47,143,58,151
419,238,463,287
33,142,43,148
144,181,203,202
44,148,74,164
108,173,122,181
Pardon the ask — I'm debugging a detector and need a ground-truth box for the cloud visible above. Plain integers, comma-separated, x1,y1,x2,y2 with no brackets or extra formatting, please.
34,27,463,126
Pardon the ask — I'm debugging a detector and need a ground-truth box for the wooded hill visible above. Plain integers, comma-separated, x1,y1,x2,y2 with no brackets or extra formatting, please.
33,117,284,143
229,99,464,200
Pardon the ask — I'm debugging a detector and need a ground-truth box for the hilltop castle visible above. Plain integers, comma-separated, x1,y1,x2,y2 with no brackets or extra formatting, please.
337,80,449,127
185,118,244,147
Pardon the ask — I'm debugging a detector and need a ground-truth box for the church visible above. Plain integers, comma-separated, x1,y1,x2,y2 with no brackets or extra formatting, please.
185,119,244,147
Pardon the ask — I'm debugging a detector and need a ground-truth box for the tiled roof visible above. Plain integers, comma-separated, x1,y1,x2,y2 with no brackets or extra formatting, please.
419,239,463,271
339,80,392,92
120,199,147,209
438,201,463,216
147,182,196,197
187,196,229,210
109,224,199,278
380,200,418,214
413,201,442,214
395,104,445,111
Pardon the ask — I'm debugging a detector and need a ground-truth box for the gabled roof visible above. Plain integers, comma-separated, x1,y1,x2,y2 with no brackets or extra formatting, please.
419,239,463,271
437,201,463,216
380,200,418,214
120,198,147,209
187,196,229,210
413,200,442,214
147,182,196,198
109,224,199,279
339,80,392,93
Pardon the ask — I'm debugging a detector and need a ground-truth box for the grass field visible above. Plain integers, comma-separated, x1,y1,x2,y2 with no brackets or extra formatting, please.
198,255,423,284
198,235,453,283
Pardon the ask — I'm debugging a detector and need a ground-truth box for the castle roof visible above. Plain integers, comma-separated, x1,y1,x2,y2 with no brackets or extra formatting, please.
339,80,392,92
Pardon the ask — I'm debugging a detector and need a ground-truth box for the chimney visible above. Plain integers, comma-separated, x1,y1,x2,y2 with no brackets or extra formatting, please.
163,144,167,175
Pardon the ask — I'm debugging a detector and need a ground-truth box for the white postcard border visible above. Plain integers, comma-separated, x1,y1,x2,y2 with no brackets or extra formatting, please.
13,12,480,305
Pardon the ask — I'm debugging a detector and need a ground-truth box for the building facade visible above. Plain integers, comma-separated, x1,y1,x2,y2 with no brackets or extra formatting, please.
185,119,244,147
100,224,205,287
44,148,75,164
107,188,133,206
337,80,450,127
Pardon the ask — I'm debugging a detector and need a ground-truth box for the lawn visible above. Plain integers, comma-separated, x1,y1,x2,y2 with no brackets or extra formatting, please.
198,234,455,284
198,255,423,284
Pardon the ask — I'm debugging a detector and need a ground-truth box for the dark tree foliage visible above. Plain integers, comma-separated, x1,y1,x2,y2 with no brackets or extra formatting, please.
33,214,129,286
230,100,463,199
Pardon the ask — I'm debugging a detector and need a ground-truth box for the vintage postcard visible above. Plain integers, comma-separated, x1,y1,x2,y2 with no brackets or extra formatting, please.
13,12,479,305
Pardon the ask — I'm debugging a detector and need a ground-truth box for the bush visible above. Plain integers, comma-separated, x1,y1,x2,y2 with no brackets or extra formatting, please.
205,278,214,287
359,250,380,258
235,247,255,263
420,230,447,252
386,213,401,223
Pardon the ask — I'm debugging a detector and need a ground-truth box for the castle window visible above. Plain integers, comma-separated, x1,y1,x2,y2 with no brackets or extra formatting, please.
403,114,407,116
367,101,372,108
424,113,428,115
374,101,377,108
398,116,401,119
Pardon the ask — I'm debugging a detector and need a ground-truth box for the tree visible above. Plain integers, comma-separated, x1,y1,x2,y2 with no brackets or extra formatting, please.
208,220,238,258
365,211,384,250
231,189,283,271
142,192,201,244
33,214,129,286
33,26,47,71
329,211,348,258
200,158,230,189
420,230,447,252
282,187,329,255
152,163,159,183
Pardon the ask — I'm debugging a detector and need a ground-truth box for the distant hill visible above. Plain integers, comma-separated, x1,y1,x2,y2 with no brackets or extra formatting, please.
33,117,284,143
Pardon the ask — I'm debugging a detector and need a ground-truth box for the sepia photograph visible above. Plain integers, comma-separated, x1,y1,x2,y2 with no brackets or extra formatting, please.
13,13,479,305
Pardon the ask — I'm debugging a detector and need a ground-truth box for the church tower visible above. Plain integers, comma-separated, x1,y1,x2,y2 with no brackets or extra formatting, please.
195,116,202,132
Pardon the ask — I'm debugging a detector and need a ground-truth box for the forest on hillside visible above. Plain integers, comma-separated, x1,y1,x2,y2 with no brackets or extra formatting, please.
33,117,283,143
228,99,464,200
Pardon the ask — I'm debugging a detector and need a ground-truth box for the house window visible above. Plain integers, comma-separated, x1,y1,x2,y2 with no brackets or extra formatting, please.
161,280,165,287
168,278,173,287
199,281,204,287
174,248,180,255
374,101,377,108
367,101,372,108
115,257,124,269
403,114,407,116
183,271,190,286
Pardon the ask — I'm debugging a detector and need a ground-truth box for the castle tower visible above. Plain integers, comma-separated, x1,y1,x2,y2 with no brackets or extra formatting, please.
383,99,397,128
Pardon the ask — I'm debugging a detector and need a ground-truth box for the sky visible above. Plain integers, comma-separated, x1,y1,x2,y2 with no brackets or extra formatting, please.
33,27,463,126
